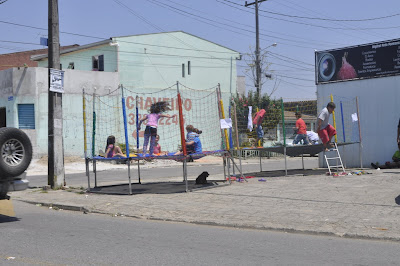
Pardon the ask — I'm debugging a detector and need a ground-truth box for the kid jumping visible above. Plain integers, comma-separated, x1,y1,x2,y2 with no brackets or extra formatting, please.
139,101,176,156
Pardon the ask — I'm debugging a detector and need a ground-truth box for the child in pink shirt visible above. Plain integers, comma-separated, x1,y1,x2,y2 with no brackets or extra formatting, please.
139,101,175,155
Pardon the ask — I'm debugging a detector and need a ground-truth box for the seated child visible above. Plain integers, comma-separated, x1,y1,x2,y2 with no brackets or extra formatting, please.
105,135,125,158
371,143,400,169
306,131,319,145
292,112,309,145
175,127,202,155
187,128,202,154
153,135,166,156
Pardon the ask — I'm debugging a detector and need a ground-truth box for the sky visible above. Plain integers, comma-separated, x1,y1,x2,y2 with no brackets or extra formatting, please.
0,0,399,100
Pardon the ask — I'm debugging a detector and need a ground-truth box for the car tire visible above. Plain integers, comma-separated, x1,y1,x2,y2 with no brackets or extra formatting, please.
0,128,32,179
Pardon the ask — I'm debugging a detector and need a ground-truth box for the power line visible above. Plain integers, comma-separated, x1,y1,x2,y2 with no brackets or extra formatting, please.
221,0,400,22
268,0,392,40
0,40,43,46
111,0,233,64
217,0,400,32
275,74,314,82
0,20,239,56
148,0,349,48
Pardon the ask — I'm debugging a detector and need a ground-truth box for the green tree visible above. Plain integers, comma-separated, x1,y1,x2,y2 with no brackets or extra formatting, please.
231,92,282,147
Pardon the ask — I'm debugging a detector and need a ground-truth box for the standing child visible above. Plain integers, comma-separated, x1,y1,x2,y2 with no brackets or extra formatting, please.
139,101,176,156
317,102,337,151
253,109,266,147
293,112,309,145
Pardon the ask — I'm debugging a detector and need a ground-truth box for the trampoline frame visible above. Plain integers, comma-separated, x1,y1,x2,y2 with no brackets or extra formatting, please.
83,83,243,194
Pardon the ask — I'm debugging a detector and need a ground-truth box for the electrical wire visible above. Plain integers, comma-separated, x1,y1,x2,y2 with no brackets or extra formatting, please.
221,0,400,22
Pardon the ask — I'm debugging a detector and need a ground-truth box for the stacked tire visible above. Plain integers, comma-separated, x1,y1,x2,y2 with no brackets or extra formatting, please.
0,128,32,199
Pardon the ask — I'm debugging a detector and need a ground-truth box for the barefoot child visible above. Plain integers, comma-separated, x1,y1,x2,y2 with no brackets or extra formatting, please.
317,102,337,151
153,135,166,156
105,135,125,158
139,101,176,156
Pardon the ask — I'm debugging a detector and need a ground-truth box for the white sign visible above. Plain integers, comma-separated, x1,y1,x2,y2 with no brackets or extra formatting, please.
220,118,232,129
351,113,358,122
49,69,64,93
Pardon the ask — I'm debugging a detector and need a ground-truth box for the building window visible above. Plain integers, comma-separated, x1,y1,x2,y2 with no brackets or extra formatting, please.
92,55,104,71
0,107,6,128
182,63,185,77
68,62,75,69
18,104,35,129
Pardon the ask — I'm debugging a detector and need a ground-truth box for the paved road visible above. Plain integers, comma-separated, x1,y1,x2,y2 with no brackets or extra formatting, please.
1,201,399,265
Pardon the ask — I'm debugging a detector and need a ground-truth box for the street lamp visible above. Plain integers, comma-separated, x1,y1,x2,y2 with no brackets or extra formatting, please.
261,42,277,52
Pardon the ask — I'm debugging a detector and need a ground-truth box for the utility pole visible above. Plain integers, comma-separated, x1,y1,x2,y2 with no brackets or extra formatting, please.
245,0,267,101
48,0,65,188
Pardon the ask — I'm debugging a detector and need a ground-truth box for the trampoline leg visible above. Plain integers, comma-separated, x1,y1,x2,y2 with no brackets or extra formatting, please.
232,154,236,177
302,154,304,170
284,146,288,176
259,150,262,172
86,158,91,192
94,160,97,187
182,160,185,182
183,159,188,192
238,149,243,178
222,155,227,182
137,160,141,184
227,155,231,182
228,151,245,183
128,160,132,195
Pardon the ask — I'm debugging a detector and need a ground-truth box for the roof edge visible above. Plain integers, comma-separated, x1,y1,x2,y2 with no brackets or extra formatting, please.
31,39,111,61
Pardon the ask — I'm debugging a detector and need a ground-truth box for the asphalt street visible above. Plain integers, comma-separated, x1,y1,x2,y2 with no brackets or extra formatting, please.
1,200,399,265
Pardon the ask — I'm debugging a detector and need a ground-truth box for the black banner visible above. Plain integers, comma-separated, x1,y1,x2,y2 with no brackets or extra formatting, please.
315,38,400,84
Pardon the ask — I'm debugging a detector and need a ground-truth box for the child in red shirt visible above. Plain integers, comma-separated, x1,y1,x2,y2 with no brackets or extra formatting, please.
293,112,309,145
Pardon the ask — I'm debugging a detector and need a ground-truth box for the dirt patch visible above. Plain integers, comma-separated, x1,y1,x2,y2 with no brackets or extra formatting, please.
64,156,84,163
37,156,48,165
195,155,223,164
36,156,83,165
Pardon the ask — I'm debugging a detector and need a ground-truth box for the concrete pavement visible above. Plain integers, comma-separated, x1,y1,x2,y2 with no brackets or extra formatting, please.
8,156,400,242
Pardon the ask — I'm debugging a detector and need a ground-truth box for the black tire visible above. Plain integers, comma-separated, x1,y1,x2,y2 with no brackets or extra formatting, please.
0,128,32,179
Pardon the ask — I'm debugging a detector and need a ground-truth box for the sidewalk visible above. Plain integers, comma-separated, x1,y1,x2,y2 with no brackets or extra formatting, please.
10,157,400,241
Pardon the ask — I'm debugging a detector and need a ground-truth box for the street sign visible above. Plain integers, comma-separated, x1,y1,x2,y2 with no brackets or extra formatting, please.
49,68,64,93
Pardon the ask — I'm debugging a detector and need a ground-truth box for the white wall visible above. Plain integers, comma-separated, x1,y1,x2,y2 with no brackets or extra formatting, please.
317,75,400,167
0,67,120,158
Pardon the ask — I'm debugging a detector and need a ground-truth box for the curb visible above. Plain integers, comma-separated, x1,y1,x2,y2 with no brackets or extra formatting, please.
19,199,89,213
16,199,400,243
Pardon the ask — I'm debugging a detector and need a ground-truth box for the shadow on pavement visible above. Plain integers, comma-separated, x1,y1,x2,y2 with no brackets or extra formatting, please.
89,180,227,195
0,214,19,223
243,168,328,178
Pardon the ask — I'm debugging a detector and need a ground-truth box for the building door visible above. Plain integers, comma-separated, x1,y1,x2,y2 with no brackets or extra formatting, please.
0,107,5,127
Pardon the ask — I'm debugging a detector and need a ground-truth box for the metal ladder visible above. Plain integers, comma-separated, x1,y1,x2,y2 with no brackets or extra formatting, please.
324,142,345,175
